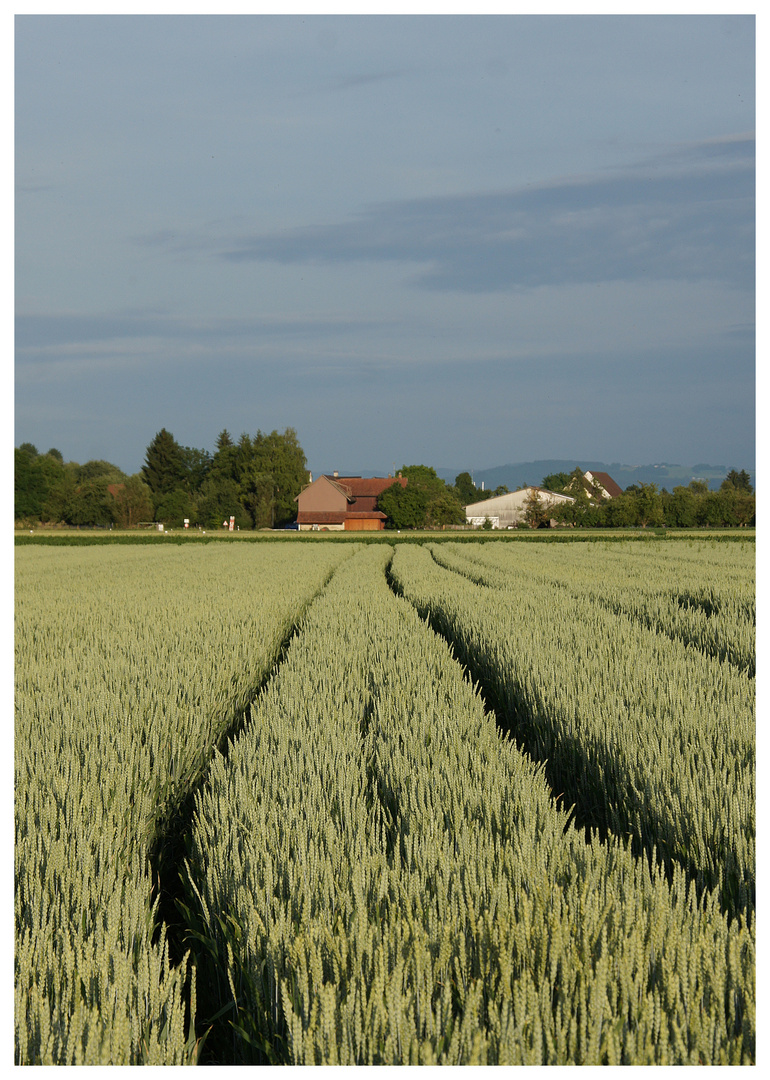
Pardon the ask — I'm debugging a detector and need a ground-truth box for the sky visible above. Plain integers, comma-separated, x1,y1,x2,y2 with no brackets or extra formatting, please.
14,7,756,479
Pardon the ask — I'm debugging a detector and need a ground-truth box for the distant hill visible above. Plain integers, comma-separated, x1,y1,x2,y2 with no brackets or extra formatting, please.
435,460,755,493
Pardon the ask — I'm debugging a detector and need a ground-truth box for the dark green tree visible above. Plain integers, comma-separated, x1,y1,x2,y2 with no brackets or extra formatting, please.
42,462,79,524
210,429,239,484
729,490,756,526
721,469,753,494
15,446,69,522
662,487,698,528
65,477,116,527
77,459,125,483
154,488,195,528
399,465,446,499
379,464,472,529
696,491,725,527
453,472,478,505
378,482,428,529
240,468,275,529
601,493,636,528
142,429,186,498
15,447,49,521
250,428,309,527
197,474,249,529
180,447,212,493
376,466,443,529
630,483,664,528
234,433,254,486
426,490,465,528
541,472,571,493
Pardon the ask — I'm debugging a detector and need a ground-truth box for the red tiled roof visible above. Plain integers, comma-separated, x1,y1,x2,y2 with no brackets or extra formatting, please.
326,476,407,499
296,510,347,525
345,510,387,520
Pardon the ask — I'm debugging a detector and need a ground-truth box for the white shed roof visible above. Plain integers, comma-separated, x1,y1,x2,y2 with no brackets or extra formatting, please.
464,486,574,513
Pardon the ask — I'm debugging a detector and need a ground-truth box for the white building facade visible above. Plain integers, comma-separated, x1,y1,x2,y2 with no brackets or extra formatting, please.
464,486,575,529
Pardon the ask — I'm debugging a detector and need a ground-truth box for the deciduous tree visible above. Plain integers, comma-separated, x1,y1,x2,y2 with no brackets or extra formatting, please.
541,472,571,493
524,488,550,528
631,483,664,528
426,490,465,528
65,477,116,527
110,475,154,528
378,482,427,529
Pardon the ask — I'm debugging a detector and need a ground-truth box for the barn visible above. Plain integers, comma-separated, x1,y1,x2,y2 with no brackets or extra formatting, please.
295,473,408,531
464,486,575,529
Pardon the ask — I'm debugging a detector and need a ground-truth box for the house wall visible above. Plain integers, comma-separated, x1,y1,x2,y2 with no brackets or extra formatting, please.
296,477,348,514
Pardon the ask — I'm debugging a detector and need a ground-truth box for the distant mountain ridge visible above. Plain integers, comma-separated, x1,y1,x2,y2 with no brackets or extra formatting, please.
435,460,755,493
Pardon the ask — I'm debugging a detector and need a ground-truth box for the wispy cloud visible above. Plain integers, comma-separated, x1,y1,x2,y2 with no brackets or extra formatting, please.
16,180,56,194
326,67,413,91
15,309,383,355
146,136,752,293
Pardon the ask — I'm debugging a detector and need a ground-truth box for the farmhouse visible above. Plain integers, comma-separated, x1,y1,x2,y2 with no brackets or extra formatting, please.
583,471,623,499
464,486,575,529
295,473,408,531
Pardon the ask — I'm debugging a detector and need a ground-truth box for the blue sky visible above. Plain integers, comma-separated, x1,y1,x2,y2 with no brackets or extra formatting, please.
14,9,755,479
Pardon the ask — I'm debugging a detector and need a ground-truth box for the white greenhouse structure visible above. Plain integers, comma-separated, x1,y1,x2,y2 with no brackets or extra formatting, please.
464,486,575,529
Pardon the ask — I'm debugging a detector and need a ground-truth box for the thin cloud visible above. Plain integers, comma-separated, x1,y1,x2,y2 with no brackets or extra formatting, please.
15,310,384,354
16,180,56,194
192,136,754,292
326,67,413,91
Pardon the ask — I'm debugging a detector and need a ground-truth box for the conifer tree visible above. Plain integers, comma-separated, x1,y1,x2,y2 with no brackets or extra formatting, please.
141,429,185,496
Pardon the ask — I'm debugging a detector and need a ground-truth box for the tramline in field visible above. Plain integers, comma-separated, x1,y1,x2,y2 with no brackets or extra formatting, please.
14,538,755,1064
392,542,755,924
15,542,354,1064
426,538,755,674
188,543,753,1064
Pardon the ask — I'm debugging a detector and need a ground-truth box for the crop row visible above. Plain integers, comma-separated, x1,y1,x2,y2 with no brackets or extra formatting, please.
427,539,754,675
14,543,352,1064
186,544,753,1064
390,543,754,922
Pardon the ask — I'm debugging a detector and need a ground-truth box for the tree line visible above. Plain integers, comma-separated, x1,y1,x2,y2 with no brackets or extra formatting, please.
377,465,754,531
14,437,506,531
14,428,310,529
375,467,509,530
522,468,755,529
15,438,754,531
